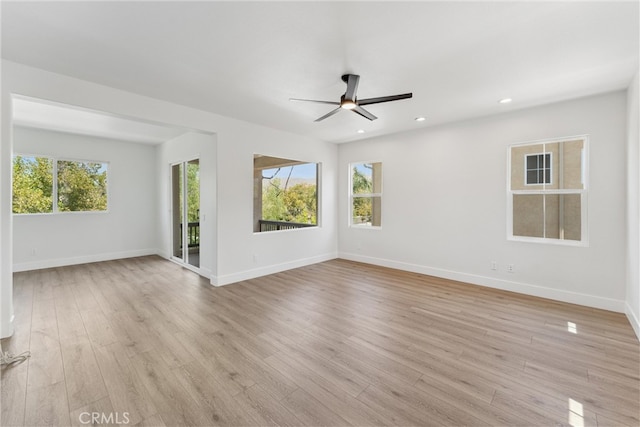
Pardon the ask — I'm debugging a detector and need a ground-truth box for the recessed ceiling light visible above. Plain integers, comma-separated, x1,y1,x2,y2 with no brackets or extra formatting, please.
415,117,426,122
357,129,365,134
499,98,512,104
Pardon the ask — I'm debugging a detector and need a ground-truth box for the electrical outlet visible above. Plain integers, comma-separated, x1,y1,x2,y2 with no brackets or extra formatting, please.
490,261,498,271
252,254,258,263
507,264,514,273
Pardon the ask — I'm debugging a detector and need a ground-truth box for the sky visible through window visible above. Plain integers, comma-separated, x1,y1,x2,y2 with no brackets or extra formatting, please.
263,163,316,180
354,163,372,179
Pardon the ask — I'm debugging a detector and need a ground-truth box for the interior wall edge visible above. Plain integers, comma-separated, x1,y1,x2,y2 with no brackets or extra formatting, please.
0,316,14,339
626,302,640,340
338,251,626,314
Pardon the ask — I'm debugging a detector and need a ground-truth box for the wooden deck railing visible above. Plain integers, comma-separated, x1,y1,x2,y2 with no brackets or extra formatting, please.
180,222,200,248
259,220,315,232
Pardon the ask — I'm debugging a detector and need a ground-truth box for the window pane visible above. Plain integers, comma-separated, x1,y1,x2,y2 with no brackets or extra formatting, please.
513,194,544,238
172,163,184,260
352,162,382,194
254,155,318,232
556,194,581,241
538,170,546,184
57,160,108,212
513,194,544,237
352,196,381,227
559,139,585,190
186,160,200,267
512,144,544,189
12,155,54,213
514,194,582,240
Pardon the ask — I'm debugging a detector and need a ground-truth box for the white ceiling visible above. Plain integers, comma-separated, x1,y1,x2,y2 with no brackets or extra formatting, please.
2,1,638,144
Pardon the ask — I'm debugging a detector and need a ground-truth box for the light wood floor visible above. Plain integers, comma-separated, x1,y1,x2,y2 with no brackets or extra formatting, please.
2,256,638,426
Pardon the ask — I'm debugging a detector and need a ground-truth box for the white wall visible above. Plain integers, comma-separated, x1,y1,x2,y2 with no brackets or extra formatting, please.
12,127,158,271
626,70,640,338
339,91,628,312
0,60,338,338
213,121,338,285
157,131,217,278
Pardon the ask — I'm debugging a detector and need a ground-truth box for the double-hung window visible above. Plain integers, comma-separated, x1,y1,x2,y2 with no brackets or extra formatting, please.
350,162,382,227
508,136,588,245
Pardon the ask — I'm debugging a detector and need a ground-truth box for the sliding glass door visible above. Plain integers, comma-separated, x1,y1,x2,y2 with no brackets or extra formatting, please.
171,159,200,268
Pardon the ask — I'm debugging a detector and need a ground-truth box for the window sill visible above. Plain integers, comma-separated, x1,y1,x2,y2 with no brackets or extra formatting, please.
508,235,588,247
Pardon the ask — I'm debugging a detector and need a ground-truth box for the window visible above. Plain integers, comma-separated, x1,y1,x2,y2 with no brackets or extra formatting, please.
253,155,318,232
350,162,382,227
525,153,551,185
13,155,108,214
508,137,587,244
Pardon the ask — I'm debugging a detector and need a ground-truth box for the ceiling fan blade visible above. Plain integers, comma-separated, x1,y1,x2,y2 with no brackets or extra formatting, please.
314,107,342,122
352,106,377,121
290,98,340,105
357,93,413,106
343,74,360,101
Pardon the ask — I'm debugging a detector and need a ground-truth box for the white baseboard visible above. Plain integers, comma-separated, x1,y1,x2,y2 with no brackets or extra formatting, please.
12,248,158,272
339,252,626,313
211,252,337,287
625,302,640,340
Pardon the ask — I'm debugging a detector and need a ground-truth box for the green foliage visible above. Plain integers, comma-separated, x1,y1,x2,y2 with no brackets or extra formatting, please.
352,165,372,194
352,165,373,223
353,196,372,224
12,156,54,213
262,178,317,224
57,160,107,212
13,156,108,214
187,162,200,222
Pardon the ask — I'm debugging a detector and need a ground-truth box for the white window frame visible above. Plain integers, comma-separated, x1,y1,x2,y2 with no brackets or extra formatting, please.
12,153,110,215
524,152,552,186
507,135,589,246
349,161,382,229
253,154,321,234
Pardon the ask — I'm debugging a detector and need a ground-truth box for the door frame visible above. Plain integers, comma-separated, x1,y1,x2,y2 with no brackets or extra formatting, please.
170,157,201,274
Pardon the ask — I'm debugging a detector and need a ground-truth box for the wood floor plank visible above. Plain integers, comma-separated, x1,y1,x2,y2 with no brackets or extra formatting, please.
174,330,256,395
1,324,31,427
171,359,254,426
236,384,304,427
79,309,119,348
8,256,639,427
26,344,65,390
24,381,71,427
265,350,400,426
280,387,351,427
132,414,167,427
60,336,109,411
128,350,214,426
92,342,158,425
68,396,116,427
0,355,29,427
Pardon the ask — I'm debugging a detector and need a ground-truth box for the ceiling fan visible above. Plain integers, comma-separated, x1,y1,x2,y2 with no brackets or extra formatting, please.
290,74,413,122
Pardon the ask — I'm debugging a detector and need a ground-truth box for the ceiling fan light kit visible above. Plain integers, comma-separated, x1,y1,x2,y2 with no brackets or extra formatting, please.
291,74,413,122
